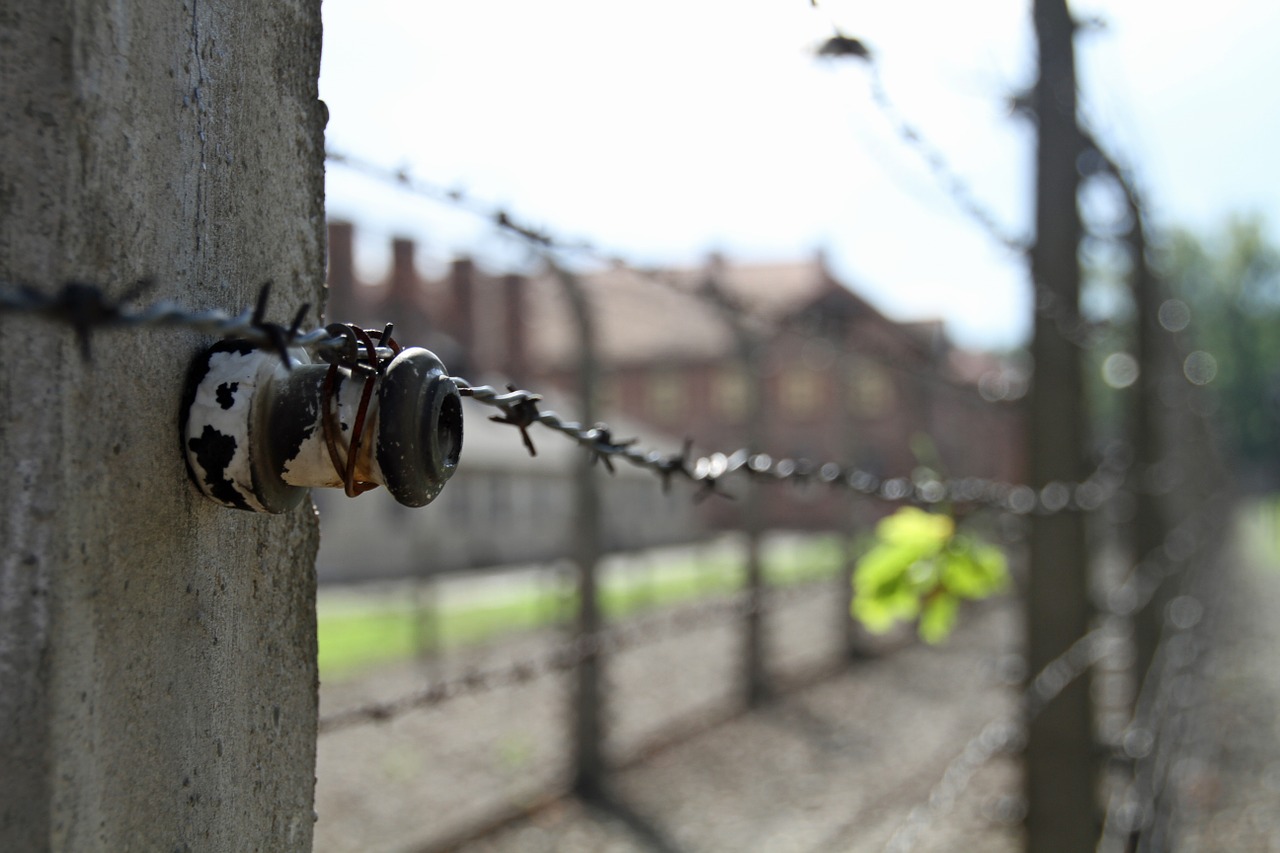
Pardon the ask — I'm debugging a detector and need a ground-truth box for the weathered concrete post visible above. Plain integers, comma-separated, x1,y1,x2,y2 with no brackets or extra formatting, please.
0,1,326,850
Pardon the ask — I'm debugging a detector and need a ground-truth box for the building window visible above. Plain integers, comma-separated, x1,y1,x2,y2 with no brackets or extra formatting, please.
595,376,618,417
646,369,683,421
713,367,748,420
848,361,894,417
782,366,823,418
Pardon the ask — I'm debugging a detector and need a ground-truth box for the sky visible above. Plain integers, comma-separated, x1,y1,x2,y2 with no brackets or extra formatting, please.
319,0,1280,350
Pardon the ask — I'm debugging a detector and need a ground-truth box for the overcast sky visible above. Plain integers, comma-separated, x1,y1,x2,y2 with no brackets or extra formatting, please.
319,0,1280,349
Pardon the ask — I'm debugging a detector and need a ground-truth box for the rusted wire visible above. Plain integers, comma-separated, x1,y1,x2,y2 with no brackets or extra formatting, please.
320,324,403,497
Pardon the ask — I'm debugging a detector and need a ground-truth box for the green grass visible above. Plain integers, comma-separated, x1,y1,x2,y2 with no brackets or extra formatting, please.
1240,494,1280,570
317,535,845,680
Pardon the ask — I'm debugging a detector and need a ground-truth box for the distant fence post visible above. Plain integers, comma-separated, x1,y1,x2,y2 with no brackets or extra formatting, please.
0,2,326,849
838,351,873,659
552,264,607,800
1117,169,1171,707
703,266,771,707
1025,2,1099,850
740,331,770,707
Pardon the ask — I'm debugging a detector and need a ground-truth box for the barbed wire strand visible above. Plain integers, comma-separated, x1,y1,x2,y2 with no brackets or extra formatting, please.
456,378,1126,513
325,150,1018,405
1096,519,1225,851
807,12,1113,356
880,490,1229,851
0,277,1124,511
318,578,830,735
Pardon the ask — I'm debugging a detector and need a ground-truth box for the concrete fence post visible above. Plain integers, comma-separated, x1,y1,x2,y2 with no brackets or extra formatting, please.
701,267,771,707
551,263,607,800
0,1,327,849
1024,1,1099,849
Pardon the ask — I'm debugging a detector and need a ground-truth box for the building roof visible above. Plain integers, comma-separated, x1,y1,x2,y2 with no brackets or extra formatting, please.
325,222,981,384
522,255,886,369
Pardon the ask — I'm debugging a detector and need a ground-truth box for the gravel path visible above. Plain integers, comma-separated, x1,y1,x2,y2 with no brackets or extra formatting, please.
1169,505,1280,851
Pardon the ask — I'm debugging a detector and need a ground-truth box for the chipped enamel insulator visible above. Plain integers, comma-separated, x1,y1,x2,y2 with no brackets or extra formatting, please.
180,340,462,513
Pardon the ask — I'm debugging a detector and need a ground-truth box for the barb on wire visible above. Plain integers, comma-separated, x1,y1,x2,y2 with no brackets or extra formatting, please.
462,382,544,456
326,148,595,256
1097,593,1211,851
882,717,1023,853
808,6,1027,256
809,10,1121,353
0,278,352,368
882,620,1115,852
864,63,1028,257
318,643,577,734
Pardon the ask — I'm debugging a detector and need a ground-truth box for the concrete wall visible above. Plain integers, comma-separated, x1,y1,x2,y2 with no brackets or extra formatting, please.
0,1,326,849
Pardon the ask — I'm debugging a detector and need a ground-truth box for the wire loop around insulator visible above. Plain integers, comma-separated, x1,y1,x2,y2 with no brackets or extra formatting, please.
321,324,403,498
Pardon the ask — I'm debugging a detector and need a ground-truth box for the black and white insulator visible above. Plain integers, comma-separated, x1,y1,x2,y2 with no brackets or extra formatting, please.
180,340,462,513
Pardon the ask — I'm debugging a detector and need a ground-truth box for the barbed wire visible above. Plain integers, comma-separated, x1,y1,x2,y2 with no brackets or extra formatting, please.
881,622,1109,853
325,149,597,255
810,14,1198,362
880,490,1230,851
320,19,1223,852
0,279,338,362
457,378,1126,513
1097,595,1208,851
326,150,1017,404
0,277,1123,511
318,577,831,735
1097,515,1225,851
0,270,1205,835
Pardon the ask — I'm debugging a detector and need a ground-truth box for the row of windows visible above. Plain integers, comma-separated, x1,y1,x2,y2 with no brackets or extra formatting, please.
608,363,897,423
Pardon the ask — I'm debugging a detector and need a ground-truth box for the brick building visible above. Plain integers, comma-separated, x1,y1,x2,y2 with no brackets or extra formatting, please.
323,220,1024,548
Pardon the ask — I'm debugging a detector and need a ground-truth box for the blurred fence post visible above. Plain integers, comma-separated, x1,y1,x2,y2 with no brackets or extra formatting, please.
740,331,770,707
1117,169,1172,711
703,266,771,707
0,2,325,848
838,351,874,659
414,573,442,679
1025,2,1099,850
552,263,607,799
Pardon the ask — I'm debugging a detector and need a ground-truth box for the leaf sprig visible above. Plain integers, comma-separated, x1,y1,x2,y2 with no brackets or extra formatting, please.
852,507,1008,643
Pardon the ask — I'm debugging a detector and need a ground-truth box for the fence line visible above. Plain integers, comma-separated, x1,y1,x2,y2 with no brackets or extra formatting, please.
1,5,1237,849
0,224,1224,851
459,378,1125,511
0,278,1122,513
